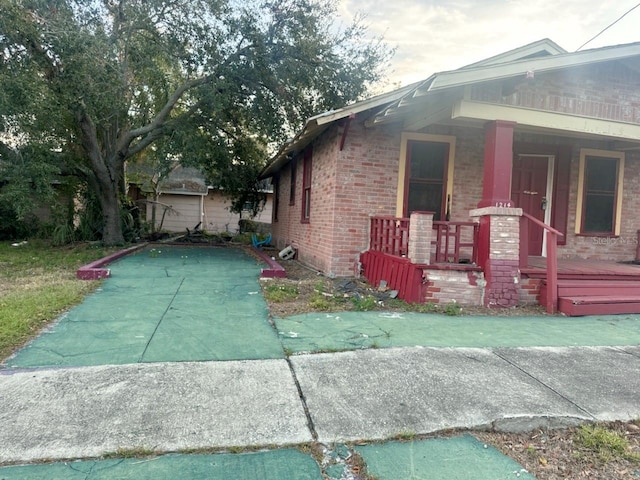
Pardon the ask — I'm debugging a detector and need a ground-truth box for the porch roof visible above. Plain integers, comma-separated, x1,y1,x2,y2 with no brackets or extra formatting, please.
260,39,640,179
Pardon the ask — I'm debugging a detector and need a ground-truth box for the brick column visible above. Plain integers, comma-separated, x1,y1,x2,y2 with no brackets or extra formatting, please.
470,206,522,307
408,211,433,264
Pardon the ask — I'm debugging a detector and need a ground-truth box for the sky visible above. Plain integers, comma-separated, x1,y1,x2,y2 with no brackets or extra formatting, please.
337,0,640,90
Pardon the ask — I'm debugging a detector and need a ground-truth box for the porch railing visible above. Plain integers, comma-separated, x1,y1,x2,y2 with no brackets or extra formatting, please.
432,221,479,264
520,212,564,314
369,216,410,257
369,216,478,265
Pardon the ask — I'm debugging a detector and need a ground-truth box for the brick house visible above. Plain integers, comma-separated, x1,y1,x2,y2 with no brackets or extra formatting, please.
260,39,640,315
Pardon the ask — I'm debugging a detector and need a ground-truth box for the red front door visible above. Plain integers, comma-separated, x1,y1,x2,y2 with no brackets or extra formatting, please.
511,155,548,256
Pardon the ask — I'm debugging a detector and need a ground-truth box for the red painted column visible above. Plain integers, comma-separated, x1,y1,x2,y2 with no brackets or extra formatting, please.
478,120,516,208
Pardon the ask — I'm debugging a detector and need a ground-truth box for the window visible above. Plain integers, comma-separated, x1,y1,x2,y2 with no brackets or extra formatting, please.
575,149,624,235
273,174,279,222
396,133,455,219
406,141,449,220
289,158,297,205
301,148,312,222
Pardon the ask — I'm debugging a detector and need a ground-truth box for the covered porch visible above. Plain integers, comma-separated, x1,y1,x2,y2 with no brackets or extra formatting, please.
360,211,640,316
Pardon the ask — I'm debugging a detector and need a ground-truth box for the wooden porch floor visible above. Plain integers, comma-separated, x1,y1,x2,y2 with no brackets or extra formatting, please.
522,256,640,280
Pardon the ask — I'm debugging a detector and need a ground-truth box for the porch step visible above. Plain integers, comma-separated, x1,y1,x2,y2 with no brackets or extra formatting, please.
558,295,640,316
540,279,640,316
541,279,640,298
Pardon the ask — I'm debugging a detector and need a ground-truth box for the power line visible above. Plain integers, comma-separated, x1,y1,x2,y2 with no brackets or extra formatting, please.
576,2,640,51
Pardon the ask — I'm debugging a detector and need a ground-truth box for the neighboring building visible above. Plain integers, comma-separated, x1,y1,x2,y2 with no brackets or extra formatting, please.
260,39,640,315
129,166,272,234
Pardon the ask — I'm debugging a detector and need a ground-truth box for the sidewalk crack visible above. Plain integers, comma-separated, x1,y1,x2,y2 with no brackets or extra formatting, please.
285,357,318,442
491,349,595,420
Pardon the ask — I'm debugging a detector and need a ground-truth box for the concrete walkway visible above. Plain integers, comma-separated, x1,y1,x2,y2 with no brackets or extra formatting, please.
2,345,640,463
2,246,640,478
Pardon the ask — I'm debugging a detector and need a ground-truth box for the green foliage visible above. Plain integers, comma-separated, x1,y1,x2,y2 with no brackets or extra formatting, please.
309,293,334,311
575,424,640,463
350,295,378,311
443,301,462,316
264,284,300,303
0,0,392,244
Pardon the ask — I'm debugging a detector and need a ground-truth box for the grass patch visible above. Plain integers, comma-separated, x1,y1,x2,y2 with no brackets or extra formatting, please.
263,284,299,303
575,424,640,463
350,295,378,311
0,240,120,360
102,446,157,459
308,292,346,311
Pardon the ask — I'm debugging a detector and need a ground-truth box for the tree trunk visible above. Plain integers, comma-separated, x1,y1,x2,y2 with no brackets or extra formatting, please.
76,109,126,245
95,170,124,245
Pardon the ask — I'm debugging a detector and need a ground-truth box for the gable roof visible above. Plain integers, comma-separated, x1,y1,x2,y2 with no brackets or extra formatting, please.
460,38,566,69
261,39,640,178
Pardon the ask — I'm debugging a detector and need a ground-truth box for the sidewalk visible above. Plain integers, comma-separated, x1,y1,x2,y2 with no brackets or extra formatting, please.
1,246,640,479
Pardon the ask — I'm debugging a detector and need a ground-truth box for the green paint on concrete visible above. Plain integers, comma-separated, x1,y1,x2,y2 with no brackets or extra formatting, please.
356,435,534,480
0,450,323,480
7,247,283,368
276,311,640,354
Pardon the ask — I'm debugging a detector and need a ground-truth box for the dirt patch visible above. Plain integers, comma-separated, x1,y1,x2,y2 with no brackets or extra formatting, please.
261,254,550,318
477,421,640,479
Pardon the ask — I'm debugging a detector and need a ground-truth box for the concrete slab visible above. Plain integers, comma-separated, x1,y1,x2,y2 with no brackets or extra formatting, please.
291,347,588,443
495,346,640,422
356,435,534,480
0,450,323,480
0,360,311,463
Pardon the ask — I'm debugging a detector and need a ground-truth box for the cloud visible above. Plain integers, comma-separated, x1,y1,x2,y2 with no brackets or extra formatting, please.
338,0,640,88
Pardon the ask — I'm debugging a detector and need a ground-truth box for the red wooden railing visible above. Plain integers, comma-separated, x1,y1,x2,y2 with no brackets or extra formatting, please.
370,216,410,257
360,250,426,303
370,216,479,265
432,221,479,264
520,213,564,314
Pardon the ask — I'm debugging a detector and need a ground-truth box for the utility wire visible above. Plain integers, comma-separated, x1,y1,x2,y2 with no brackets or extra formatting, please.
576,2,640,51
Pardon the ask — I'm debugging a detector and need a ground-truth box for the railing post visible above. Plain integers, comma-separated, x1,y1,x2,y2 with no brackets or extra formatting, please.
546,232,558,314
408,211,434,264
519,216,529,268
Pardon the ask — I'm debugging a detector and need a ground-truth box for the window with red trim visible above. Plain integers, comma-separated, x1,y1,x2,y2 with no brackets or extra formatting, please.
272,174,279,222
289,158,297,205
301,148,312,223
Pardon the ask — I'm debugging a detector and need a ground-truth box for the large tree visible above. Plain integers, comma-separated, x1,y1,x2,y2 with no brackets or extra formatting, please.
0,0,391,244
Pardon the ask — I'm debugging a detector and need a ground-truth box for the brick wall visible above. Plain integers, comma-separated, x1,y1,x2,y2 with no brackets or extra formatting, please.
519,277,541,305
271,127,339,274
424,269,485,306
330,120,402,276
